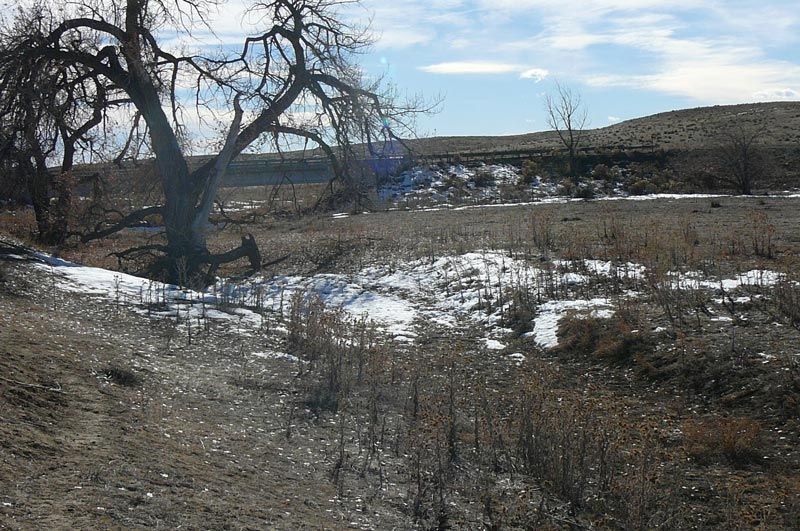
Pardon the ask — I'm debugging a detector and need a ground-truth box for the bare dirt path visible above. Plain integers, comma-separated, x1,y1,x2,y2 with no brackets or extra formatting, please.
0,257,389,529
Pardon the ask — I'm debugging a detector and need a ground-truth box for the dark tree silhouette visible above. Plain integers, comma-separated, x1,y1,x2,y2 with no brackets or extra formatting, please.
545,82,589,181
712,124,769,195
0,0,421,285
0,7,118,244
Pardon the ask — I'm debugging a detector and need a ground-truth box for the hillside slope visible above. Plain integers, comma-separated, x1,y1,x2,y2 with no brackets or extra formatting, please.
403,101,800,155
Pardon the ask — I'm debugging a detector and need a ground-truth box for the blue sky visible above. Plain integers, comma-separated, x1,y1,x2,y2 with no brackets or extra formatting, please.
349,0,800,136
5,0,799,139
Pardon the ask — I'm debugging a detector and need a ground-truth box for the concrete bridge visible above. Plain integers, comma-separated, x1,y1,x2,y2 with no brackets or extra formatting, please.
221,157,334,187
64,143,660,189
66,155,408,188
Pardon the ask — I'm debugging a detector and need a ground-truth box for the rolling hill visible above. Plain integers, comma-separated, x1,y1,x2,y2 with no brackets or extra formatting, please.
402,101,800,156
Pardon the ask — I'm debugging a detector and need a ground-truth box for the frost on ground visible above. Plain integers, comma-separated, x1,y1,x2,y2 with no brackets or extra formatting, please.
29,248,789,353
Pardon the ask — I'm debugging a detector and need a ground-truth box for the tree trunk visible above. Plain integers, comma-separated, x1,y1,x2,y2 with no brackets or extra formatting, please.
129,72,207,284
568,147,578,183
22,159,69,245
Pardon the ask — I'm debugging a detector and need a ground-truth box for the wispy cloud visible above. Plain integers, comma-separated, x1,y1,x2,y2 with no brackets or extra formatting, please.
420,61,521,75
580,27,800,102
520,68,549,82
420,62,549,80
478,0,800,102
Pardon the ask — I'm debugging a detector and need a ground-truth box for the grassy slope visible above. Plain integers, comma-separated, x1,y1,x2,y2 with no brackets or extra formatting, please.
87,102,800,172
402,101,800,155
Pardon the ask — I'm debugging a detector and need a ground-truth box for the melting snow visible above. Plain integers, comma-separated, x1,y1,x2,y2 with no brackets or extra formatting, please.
526,298,615,349
25,247,790,352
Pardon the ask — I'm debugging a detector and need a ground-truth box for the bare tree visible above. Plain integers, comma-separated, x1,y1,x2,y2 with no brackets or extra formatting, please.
0,10,119,244
712,124,768,195
545,82,589,180
0,0,422,285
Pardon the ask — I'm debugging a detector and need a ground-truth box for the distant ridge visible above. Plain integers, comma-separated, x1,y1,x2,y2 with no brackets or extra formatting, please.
401,101,800,156
71,102,800,176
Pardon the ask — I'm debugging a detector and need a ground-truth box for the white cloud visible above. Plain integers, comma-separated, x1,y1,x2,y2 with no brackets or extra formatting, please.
753,88,800,101
358,0,470,50
419,61,524,75
492,1,800,104
584,32,800,103
520,68,549,82
608,116,621,124
373,27,435,49
419,62,549,79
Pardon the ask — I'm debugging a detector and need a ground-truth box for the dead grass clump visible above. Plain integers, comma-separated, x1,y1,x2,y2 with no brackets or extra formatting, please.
472,167,496,188
683,417,762,466
556,314,653,366
775,280,800,331
556,315,604,356
504,290,536,336
288,291,379,414
103,365,142,387
516,387,622,513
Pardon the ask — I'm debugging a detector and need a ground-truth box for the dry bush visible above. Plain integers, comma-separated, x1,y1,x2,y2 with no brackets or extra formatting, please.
747,210,775,259
556,314,653,366
472,167,496,188
574,182,597,199
504,288,536,336
0,208,37,243
774,280,800,331
683,417,762,466
287,291,379,414
645,270,711,331
593,163,611,180
527,211,555,256
516,388,621,510
557,177,575,196
628,179,658,196
520,160,540,184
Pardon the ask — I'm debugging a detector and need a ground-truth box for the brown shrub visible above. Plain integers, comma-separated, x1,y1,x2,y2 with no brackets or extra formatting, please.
556,314,653,366
472,167,496,188
683,417,762,466
628,179,659,196
520,160,540,184
593,163,611,180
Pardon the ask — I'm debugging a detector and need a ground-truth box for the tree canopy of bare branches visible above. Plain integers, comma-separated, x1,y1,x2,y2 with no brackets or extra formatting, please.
0,4,120,243
711,124,769,195
545,83,588,181
0,0,422,285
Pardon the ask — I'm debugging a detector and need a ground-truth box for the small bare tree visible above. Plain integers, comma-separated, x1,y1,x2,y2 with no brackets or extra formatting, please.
545,82,589,181
712,124,768,195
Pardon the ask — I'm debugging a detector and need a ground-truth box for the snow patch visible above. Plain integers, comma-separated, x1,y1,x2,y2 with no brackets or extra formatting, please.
526,298,615,350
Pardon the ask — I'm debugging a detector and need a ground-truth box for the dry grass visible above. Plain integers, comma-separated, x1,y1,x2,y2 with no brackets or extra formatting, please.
684,417,763,466
403,102,800,155
5,183,800,527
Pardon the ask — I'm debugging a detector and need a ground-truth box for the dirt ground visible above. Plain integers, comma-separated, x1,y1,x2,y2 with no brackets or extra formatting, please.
0,258,400,529
3,195,800,528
